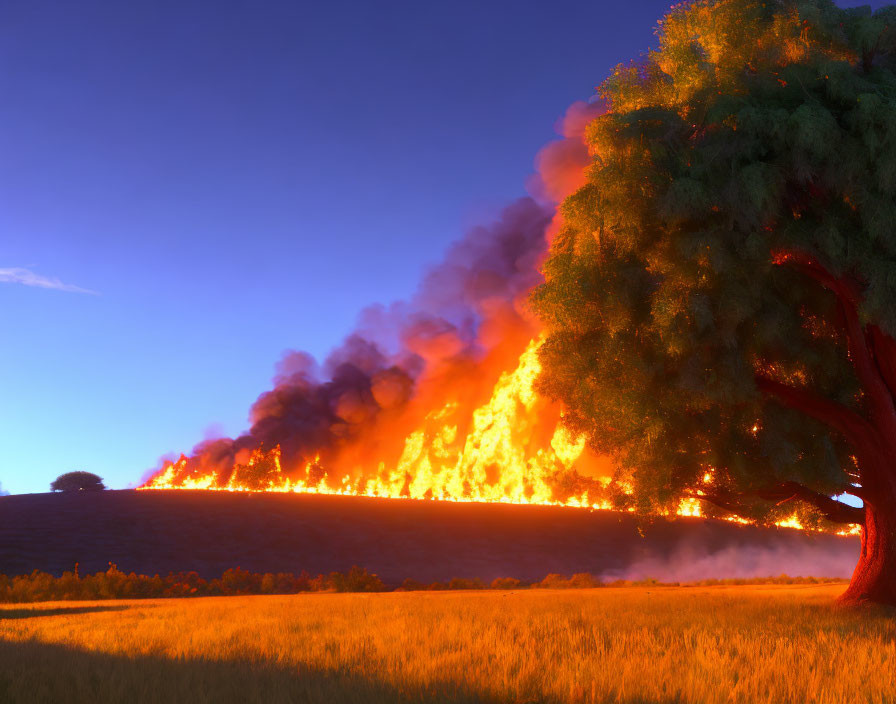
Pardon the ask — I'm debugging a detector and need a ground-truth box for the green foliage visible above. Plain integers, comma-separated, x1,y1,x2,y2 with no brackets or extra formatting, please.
532,0,896,522
50,472,105,492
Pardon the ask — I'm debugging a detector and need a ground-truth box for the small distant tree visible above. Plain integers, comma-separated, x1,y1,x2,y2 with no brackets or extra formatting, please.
329,566,387,592
50,471,106,492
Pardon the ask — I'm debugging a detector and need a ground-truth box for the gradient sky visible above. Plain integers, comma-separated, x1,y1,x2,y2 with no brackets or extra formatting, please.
0,0,887,495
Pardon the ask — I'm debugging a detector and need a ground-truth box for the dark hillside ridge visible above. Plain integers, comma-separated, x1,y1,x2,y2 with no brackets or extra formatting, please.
0,491,859,585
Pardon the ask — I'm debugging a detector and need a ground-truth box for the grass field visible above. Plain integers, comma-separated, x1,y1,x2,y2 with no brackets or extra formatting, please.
0,586,893,704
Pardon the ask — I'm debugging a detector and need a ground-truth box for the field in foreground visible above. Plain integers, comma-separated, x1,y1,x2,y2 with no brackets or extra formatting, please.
0,586,893,704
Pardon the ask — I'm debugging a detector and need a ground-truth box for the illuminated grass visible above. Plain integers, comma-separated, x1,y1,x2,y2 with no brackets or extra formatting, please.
0,585,893,703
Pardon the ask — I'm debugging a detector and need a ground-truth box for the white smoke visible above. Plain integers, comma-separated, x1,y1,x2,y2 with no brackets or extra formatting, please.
603,539,860,582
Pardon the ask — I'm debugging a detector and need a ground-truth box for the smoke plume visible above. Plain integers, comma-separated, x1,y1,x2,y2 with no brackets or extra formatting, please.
153,196,554,484
144,94,612,490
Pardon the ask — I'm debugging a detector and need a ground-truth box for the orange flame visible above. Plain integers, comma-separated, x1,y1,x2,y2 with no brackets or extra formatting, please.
141,339,861,535
144,340,612,508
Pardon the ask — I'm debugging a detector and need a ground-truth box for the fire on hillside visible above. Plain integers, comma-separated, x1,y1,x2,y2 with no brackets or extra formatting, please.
139,98,859,538
140,338,857,536
144,339,611,508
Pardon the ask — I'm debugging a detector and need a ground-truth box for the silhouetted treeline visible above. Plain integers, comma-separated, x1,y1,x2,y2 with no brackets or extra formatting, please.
0,564,386,602
0,565,847,603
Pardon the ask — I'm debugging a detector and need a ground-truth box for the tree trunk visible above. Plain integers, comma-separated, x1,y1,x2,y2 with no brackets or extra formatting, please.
839,489,896,606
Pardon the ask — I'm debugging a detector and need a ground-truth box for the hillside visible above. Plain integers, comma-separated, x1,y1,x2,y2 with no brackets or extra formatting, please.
0,490,859,584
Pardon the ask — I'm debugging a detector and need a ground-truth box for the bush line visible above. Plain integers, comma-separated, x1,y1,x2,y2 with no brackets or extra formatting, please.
0,564,849,603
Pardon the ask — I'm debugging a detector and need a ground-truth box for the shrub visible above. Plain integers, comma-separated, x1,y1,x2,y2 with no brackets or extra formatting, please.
0,568,849,603
533,573,601,589
447,577,485,590
397,578,427,592
491,577,522,590
329,566,386,593
50,472,105,492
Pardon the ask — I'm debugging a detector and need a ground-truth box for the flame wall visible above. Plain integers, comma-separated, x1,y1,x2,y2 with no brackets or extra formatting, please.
142,100,616,508
140,97,855,538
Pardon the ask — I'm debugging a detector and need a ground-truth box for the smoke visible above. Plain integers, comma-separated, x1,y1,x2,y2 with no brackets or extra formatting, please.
528,100,605,205
603,538,859,582
0,482,9,497
141,93,862,588
146,95,607,488
528,99,606,244
153,194,555,484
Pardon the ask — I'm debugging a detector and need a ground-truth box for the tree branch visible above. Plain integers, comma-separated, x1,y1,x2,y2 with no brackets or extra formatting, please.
690,482,865,526
685,489,750,517
755,481,865,525
754,373,875,449
868,325,896,400
836,295,896,427
773,249,896,439
773,250,861,305
842,487,869,502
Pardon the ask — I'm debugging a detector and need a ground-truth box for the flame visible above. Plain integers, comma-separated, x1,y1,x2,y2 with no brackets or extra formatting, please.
143,340,613,509
677,498,703,517
141,338,861,534
774,515,804,531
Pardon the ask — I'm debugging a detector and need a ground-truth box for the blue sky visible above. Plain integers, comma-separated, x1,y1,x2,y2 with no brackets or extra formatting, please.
0,1,887,495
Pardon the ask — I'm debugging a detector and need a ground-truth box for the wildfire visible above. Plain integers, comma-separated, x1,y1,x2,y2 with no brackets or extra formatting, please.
141,339,861,535
144,340,613,509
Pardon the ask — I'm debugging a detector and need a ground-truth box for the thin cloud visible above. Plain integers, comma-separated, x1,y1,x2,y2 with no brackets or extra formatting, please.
0,267,97,295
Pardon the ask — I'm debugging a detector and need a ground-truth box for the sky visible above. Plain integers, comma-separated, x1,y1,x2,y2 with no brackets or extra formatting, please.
0,0,888,495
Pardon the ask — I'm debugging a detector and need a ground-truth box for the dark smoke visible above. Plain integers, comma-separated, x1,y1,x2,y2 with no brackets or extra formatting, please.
147,94,611,486
155,197,553,483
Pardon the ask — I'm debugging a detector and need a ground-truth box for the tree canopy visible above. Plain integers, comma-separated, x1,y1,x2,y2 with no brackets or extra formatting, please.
533,0,896,537
50,472,106,493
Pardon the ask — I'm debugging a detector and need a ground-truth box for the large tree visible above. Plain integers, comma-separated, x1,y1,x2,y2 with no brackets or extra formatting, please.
532,0,896,605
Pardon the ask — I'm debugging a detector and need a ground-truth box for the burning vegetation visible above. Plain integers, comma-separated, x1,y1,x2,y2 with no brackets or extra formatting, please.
142,0,887,558
140,112,632,515
140,194,851,533
144,337,609,508
139,182,822,527
141,335,849,533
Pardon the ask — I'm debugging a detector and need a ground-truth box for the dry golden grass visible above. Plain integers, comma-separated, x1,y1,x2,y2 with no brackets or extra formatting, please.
0,585,894,703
